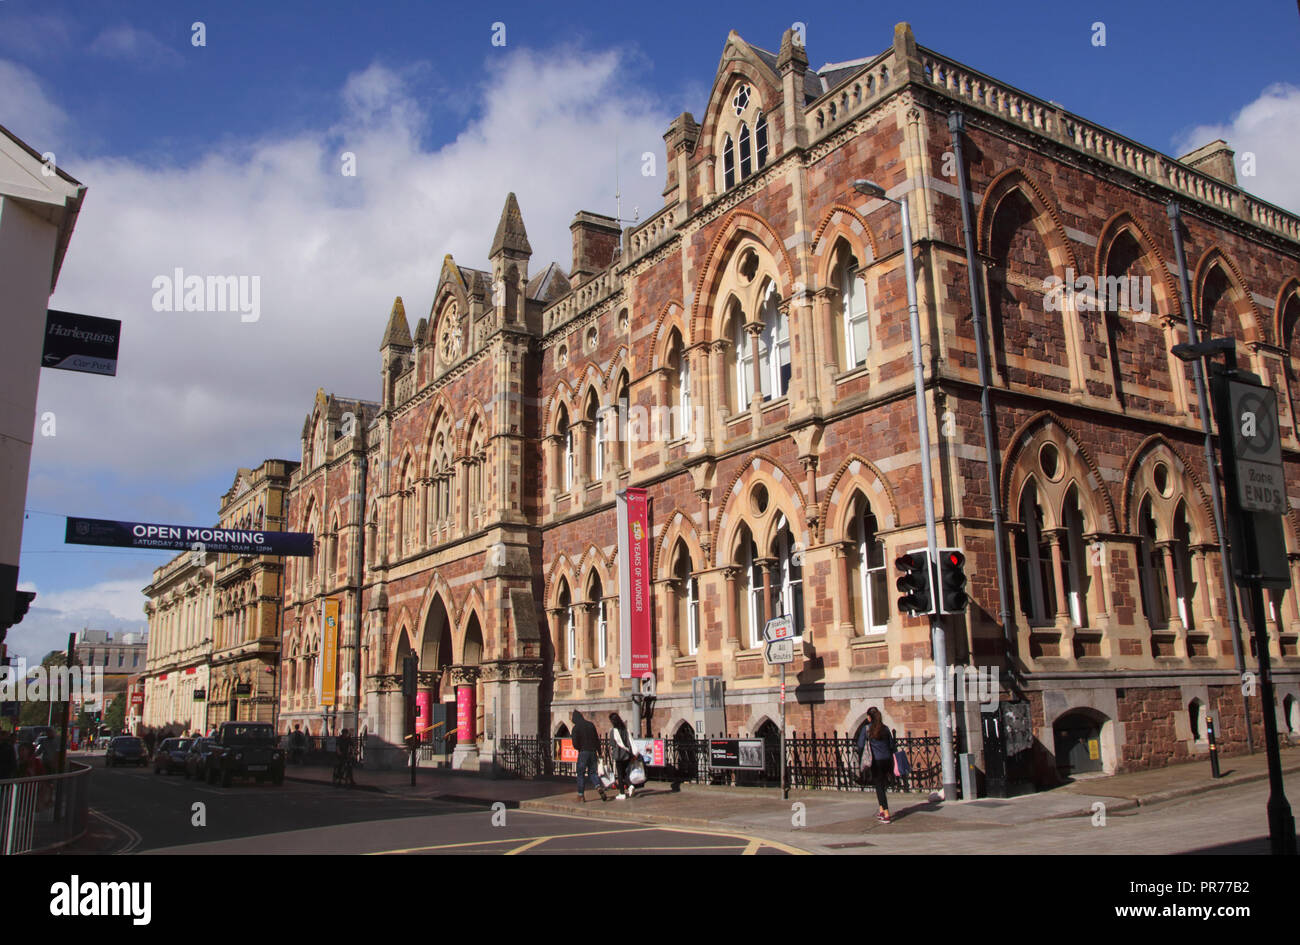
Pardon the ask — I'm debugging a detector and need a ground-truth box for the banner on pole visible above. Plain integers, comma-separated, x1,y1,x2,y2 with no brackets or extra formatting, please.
617,488,653,680
320,598,339,708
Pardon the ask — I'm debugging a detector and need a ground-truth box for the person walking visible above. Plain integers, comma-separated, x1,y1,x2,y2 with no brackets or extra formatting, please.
334,728,355,786
608,712,635,799
289,723,306,765
857,707,896,825
570,711,606,802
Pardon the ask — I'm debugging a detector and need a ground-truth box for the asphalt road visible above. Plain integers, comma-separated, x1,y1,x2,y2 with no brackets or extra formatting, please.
78,755,800,855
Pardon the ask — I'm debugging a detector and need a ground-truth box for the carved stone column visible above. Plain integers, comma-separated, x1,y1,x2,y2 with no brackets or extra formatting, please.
448,664,482,771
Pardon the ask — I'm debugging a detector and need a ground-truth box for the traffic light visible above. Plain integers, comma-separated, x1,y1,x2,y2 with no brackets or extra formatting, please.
896,550,933,616
938,548,968,614
401,652,418,700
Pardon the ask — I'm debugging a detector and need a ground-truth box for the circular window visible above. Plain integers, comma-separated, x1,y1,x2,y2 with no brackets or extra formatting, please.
1153,462,1171,497
737,248,759,284
750,482,769,516
1039,443,1061,482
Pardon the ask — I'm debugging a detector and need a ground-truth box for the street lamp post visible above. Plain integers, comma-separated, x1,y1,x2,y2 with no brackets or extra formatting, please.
854,179,958,801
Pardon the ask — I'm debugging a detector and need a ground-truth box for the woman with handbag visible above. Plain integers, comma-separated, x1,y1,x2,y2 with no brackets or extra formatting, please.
608,713,635,799
862,707,895,825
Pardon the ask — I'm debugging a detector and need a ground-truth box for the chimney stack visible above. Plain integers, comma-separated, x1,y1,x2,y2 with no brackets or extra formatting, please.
569,211,622,286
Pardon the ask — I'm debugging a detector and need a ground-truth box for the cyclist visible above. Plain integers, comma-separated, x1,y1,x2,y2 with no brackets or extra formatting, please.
333,728,355,787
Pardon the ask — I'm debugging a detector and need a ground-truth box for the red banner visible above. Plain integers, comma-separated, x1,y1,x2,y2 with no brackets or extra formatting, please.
456,685,475,741
618,487,653,679
416,691,431,736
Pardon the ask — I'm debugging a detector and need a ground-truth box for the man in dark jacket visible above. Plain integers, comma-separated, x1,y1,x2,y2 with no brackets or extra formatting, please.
570,711,606,802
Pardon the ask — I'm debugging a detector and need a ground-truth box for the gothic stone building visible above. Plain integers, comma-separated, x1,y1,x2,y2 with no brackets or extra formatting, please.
280,23,1300,779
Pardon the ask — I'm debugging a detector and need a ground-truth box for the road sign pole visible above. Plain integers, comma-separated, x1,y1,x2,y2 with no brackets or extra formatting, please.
1243,581,1297,854
780,663,787,800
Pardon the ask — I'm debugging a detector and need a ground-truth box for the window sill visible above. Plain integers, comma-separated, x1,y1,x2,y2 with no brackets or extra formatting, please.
759,396,789,414
833,365,870,384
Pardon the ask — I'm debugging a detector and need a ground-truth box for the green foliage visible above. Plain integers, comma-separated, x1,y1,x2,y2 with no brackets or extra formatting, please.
104,692,126,732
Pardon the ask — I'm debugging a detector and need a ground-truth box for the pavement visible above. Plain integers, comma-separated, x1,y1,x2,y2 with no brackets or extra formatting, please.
283,745,1300,853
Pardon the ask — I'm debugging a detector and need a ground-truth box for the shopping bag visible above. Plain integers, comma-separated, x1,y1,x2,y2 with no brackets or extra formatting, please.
893,750,911,779
628,759,647,786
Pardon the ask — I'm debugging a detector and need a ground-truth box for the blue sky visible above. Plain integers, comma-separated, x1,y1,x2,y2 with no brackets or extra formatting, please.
4,0,1299,663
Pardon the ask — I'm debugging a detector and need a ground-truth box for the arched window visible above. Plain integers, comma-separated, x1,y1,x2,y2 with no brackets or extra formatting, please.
327,516,340,583
737,527,763,649
774,514,804,636
1138,497,1169,629
757,281,791,399
838,255,870,369
1016,480,1056,624
585,390,603,481
616,372,631,469
732,301,755,411
739,122,752,179
673,542,700,655
667,330,690,440
1172,501,1196,629
588,573,607,668
557,581,575,671
1062,487,1090,628
754,112,769,170
723,134,736,190
848,494,889,633
557,405,573,493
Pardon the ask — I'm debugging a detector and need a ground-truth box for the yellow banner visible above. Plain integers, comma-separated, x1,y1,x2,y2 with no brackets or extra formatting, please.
321,597,339,707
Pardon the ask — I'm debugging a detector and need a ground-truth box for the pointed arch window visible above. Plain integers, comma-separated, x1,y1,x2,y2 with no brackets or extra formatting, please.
739,122,752,179
849,495,889,633
1062,487,1090,628
733,303,755,410
585,390,604,481
557,405,573,493
673,544,700,655
723,134,736,190
667,330,690,439
774,514,804,637
588,573,607,668
840,261,870,369
1016,480,1056,625
742,536,763,649
755,112,769,169
757,282,791,400
616,372,631,470
1138,497,1169,629
1172,502,1196,629
557,581,575,671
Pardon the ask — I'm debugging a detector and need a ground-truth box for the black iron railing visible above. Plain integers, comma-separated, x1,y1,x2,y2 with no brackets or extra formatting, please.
496,730,943,794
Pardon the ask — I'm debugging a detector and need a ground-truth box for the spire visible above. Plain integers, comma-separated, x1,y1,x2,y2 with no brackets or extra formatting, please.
381,296,412,349
490,192,532,257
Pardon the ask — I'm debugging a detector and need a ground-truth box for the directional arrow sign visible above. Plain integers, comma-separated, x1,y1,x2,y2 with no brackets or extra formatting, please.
763,616,793,643
764,639,794,665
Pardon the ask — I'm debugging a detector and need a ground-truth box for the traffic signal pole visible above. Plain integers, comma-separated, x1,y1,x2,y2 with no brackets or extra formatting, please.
899,194,958,802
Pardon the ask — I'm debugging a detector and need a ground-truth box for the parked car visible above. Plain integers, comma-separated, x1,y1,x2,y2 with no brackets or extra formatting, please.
200,722,285,787
106,736,148,767
153,737,193,775
16,725,54,745
183,738,220,780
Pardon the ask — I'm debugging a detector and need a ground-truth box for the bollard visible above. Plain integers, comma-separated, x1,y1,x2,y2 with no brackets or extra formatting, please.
1206,717,1221,779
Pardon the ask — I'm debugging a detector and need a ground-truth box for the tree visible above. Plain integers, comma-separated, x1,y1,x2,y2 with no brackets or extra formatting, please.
104,692,126,732
18,650,72,726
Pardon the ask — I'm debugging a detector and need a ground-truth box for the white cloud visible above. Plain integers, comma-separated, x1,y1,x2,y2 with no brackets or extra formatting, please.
1174,83,1300,215
88,25,183,68
0,59,68,152
30,45,671,518
8,579,148,665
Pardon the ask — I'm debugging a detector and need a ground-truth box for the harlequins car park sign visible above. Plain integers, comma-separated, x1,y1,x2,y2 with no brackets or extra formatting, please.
41,310,121,377
65,516,315,557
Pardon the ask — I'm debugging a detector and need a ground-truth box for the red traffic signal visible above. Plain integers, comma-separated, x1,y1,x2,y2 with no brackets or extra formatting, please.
938,548,968,614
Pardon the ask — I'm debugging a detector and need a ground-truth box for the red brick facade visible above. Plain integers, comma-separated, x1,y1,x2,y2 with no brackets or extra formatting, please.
278,23,1300,780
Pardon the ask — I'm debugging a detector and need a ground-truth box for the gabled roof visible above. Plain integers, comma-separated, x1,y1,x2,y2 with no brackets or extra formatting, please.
527,262,571,303
490,192,532,257
0,122,86,291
